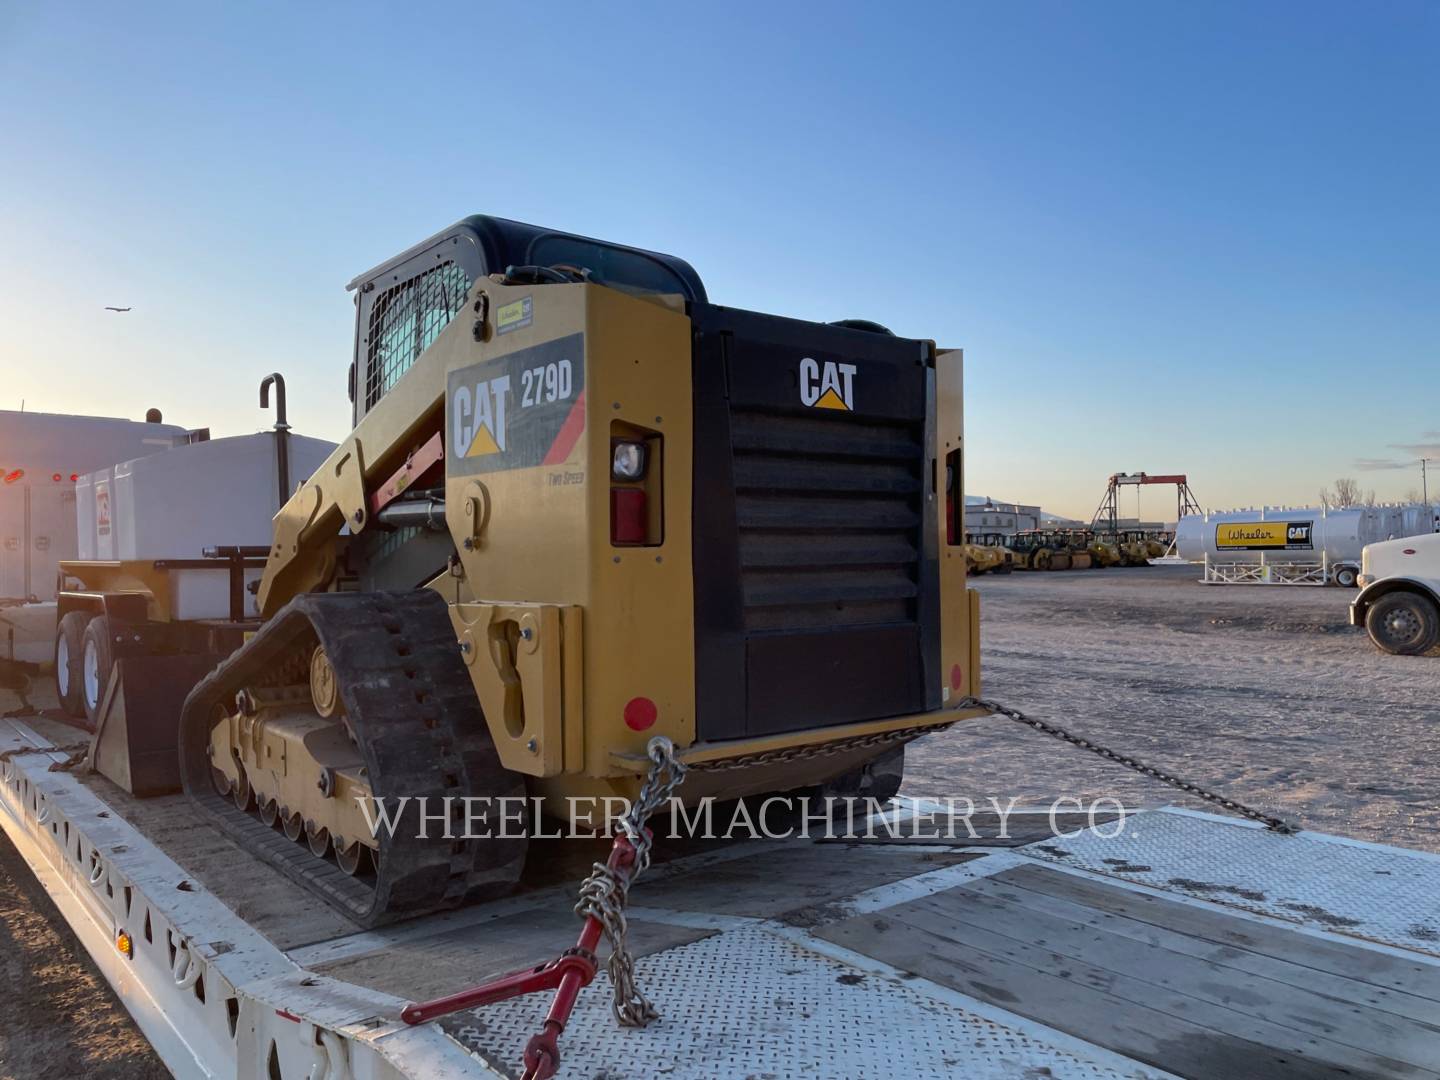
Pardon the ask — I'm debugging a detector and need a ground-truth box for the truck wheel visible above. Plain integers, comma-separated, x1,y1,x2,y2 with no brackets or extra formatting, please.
80,616,114,726
1365,592,1440,656
54,611,90,718
1333,566,1358,588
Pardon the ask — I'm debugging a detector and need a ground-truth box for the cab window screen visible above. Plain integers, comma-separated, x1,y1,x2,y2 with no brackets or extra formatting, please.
528,236,693,298
365,261,470,409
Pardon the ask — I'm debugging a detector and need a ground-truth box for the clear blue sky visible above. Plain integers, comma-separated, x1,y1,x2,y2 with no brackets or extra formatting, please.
2,1,1435,519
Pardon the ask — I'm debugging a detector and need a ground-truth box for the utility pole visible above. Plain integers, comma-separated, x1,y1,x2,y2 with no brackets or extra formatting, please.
1423,458,1431,507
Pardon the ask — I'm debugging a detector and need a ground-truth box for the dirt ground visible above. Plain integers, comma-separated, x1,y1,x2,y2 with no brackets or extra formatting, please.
0,563,1435,1076
0,830,168,1079
907,565,1440,852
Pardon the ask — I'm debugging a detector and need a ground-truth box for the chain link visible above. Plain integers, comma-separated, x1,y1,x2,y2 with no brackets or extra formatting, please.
957,696,1299,834
685,697,1298,834
575,695,1295,1032
574,735,688,1028
0,741,89,764
686,721,952,774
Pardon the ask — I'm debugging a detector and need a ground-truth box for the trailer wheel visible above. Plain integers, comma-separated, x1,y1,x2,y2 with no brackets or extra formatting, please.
80,616,114,726
1365,591,1440,656
1333,566,1359,588
54,611,90,718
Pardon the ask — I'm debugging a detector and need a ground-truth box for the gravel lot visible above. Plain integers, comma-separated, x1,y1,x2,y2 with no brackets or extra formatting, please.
1,562,1435,1074
907,564,1440,852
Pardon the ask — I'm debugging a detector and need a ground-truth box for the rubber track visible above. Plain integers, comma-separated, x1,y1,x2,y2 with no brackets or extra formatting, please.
179,590,527,927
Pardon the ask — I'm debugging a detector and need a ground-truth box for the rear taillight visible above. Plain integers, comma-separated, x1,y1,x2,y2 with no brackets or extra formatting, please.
944,450,962,546
610,425,662,546
611,488,648,545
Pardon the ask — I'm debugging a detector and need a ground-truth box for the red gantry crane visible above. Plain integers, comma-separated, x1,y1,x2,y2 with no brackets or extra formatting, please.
1091,472,1203,538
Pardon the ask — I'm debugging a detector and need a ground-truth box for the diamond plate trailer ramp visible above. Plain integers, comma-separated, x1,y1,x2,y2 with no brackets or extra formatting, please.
5,719,1440,1079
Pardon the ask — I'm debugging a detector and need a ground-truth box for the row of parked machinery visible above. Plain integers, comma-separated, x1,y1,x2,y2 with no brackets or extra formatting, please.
963,529,1169,575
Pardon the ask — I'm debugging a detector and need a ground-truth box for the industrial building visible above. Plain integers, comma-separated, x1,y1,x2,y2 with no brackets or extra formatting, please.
965,496,1042,535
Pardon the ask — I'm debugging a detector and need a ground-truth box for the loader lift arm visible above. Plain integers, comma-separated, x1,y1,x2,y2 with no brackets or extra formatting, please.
256,345,449,615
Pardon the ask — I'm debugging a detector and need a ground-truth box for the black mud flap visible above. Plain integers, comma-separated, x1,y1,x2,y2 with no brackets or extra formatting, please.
91,654,221,796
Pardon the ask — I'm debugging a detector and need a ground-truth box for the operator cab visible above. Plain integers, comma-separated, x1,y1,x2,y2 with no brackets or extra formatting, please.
346,215,706,424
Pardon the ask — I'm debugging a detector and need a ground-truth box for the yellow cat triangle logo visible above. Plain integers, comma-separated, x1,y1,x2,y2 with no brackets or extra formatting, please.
466,423,502,457
799,357,857,411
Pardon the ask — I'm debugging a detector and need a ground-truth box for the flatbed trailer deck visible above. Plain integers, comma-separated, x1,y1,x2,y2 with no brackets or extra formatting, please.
4,709,1440,1079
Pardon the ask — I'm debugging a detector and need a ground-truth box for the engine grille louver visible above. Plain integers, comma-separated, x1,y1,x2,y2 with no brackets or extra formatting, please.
728,408,925,632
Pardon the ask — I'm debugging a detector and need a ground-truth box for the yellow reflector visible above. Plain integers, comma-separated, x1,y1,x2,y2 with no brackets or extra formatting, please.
116,932,133,958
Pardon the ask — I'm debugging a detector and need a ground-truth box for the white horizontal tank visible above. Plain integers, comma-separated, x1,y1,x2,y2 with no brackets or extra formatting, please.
1177,505,1434,565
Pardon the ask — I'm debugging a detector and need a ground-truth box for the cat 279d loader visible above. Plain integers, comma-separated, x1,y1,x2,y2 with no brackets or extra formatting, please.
178,215,985,926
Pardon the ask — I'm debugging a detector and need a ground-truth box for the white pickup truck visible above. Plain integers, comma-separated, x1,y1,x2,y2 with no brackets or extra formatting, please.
1350,531,1440,655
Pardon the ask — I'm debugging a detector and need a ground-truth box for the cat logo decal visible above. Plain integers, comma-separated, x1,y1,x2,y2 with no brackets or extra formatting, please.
799,357,857,411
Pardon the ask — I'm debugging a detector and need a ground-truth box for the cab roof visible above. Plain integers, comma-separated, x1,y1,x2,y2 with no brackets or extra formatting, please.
347,215,706,303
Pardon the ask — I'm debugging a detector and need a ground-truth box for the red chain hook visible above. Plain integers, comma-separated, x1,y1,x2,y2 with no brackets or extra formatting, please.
400,835,642,1080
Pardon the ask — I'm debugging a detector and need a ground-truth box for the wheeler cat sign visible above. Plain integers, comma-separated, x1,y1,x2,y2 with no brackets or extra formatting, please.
1215,521,1313,550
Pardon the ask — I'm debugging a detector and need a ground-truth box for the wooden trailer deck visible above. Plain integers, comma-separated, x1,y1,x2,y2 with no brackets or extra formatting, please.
4,711,1440,1079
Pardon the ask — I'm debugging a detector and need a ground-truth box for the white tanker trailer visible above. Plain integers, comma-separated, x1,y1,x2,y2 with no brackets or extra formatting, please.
1177,504,1440,586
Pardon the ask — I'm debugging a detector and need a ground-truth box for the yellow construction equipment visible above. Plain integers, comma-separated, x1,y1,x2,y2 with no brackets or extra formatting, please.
963,533,1013,575
168,215,987,925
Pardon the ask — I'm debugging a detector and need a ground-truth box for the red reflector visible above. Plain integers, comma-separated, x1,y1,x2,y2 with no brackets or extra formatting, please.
624,697,658,731
950,664,964,691
611,487,647,544
1404,548,1417,555
52,473,62,482
69,473,78,482
3,469,23,484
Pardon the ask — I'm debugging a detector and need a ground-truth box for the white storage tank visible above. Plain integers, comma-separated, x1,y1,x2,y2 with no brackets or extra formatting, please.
0,409,189,602
75,431,335,619
1177,505,1433,565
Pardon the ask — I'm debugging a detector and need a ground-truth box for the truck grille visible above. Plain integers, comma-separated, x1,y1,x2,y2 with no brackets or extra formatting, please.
730,408,924,631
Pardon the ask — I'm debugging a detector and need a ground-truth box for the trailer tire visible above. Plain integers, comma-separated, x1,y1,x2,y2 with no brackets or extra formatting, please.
54,611,90,718
80,616,114,726
1365,591,1440,656
1333,565,1359,589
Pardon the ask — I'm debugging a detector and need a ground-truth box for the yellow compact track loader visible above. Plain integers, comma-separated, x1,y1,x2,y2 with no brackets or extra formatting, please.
177,216,986,925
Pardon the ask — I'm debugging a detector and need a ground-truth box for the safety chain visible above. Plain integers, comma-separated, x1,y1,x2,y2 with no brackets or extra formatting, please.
48,745,94,772
686,721,955,774
682,697,1298,834
957,696,1299,834
0,741,89,764
575,735,688,1027
575,696,1296,1032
